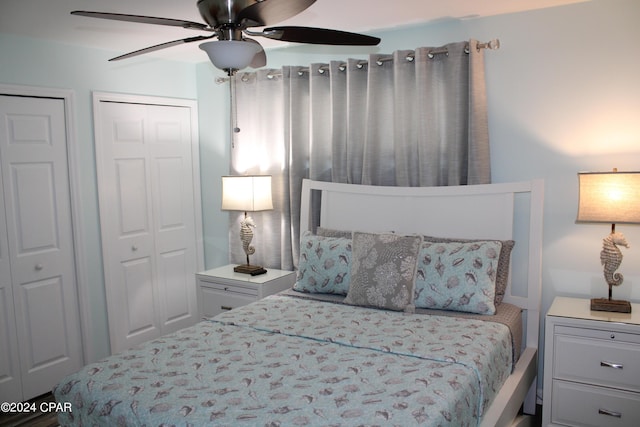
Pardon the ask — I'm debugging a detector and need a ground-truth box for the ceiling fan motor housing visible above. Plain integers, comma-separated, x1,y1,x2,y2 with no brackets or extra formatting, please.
197,0,261,28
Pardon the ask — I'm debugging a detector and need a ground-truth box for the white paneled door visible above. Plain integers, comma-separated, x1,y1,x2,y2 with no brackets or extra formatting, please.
94,94,203,354
0,94,83,402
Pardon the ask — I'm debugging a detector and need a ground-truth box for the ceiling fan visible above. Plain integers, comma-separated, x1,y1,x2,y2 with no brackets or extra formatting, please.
71,0,381,75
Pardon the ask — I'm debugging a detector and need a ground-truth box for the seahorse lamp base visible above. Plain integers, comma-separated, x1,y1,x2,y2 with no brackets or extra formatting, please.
591,297,631,313
234,264,267,276
591,228,632,313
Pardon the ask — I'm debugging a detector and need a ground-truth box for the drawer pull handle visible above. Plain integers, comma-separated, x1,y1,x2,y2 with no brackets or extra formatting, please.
221,306,233,311
600,360,623,369
598,408,622,418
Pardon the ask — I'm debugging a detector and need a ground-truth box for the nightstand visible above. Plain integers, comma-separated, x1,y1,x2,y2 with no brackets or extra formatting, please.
542,297,640,426
196,264,296,318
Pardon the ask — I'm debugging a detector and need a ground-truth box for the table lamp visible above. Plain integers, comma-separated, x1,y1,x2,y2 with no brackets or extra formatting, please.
222,175,273,275
577,169,640,313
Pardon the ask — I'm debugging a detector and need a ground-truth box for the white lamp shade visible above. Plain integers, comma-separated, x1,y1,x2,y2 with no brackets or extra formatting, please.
222,175,273,212
577,171,640,224
199,40,260,71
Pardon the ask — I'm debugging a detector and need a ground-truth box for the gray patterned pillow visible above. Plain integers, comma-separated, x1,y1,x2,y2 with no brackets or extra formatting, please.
344,232,422,311
316,227,352,239
424,235,514,305
293,231,352,295
414,240,502,314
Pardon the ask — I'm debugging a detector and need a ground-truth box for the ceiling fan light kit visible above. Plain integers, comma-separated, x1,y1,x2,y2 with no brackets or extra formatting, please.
199,40,261,71
70,0,381,75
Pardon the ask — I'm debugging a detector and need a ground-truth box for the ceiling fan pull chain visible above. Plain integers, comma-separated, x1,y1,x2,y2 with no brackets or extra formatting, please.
230,75,241,148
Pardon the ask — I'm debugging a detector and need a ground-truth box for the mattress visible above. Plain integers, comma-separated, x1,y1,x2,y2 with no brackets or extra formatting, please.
54,293,518,426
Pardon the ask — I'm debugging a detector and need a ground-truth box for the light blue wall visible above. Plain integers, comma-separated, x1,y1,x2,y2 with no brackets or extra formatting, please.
196,64,231,270
2,0,639,400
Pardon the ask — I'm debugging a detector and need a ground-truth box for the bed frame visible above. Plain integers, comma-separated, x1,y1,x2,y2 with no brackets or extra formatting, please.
299,179,544,427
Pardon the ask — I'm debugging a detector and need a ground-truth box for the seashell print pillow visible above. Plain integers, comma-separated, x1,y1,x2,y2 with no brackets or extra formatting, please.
293,231,352,295
424,236,514,305
414,240,503,314
344,232,421,312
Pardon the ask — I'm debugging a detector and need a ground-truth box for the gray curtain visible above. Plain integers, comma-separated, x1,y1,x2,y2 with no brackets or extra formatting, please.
229,40,491,270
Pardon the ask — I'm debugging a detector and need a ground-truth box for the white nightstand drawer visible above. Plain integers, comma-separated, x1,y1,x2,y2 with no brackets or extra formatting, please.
551,380,640,427
555,324,640,345
201,286,254,318
199,281,259,297
554,329,640,392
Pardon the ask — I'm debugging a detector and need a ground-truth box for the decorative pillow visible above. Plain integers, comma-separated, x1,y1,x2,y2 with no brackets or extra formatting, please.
414,240,503,314
316,227,352,239
317,227,396,239
293,231,352,295
424,235,514,305
344,232,421,311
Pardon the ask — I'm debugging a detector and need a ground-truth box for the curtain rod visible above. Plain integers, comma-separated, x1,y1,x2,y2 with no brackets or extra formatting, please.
216,39,500,84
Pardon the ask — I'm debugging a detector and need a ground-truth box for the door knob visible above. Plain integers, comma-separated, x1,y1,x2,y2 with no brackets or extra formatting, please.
35,264,43,271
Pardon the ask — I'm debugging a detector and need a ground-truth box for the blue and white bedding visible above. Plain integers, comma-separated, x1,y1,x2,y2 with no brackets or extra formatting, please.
54,293,517,426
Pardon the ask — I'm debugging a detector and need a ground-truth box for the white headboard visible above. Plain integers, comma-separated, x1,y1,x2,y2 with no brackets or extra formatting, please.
299,179,544,350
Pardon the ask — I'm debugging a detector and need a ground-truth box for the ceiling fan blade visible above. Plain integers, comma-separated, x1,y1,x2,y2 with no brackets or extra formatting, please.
109,35,215,61
236,0,317,27
71,11,211,31
243,38,267,68
261,26,380,46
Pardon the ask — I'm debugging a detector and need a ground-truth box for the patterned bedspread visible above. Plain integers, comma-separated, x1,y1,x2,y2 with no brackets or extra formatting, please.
54,294,513,426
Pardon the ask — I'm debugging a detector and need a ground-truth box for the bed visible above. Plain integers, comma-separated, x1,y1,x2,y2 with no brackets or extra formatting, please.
54,178,544,427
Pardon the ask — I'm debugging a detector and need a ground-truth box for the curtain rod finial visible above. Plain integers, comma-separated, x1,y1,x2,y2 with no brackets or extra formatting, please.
476,38,500,52
487,39,500,50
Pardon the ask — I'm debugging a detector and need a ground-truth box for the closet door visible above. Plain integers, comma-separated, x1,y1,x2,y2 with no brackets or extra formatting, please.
95,97,201,354
146,104,200,333
0,167,21,402
0,95,83,401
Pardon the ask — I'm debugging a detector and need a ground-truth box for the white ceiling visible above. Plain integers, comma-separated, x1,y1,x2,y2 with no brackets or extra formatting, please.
1,0,587,63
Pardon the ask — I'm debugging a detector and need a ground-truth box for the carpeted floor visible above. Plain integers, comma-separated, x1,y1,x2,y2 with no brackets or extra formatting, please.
0,393,59,427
